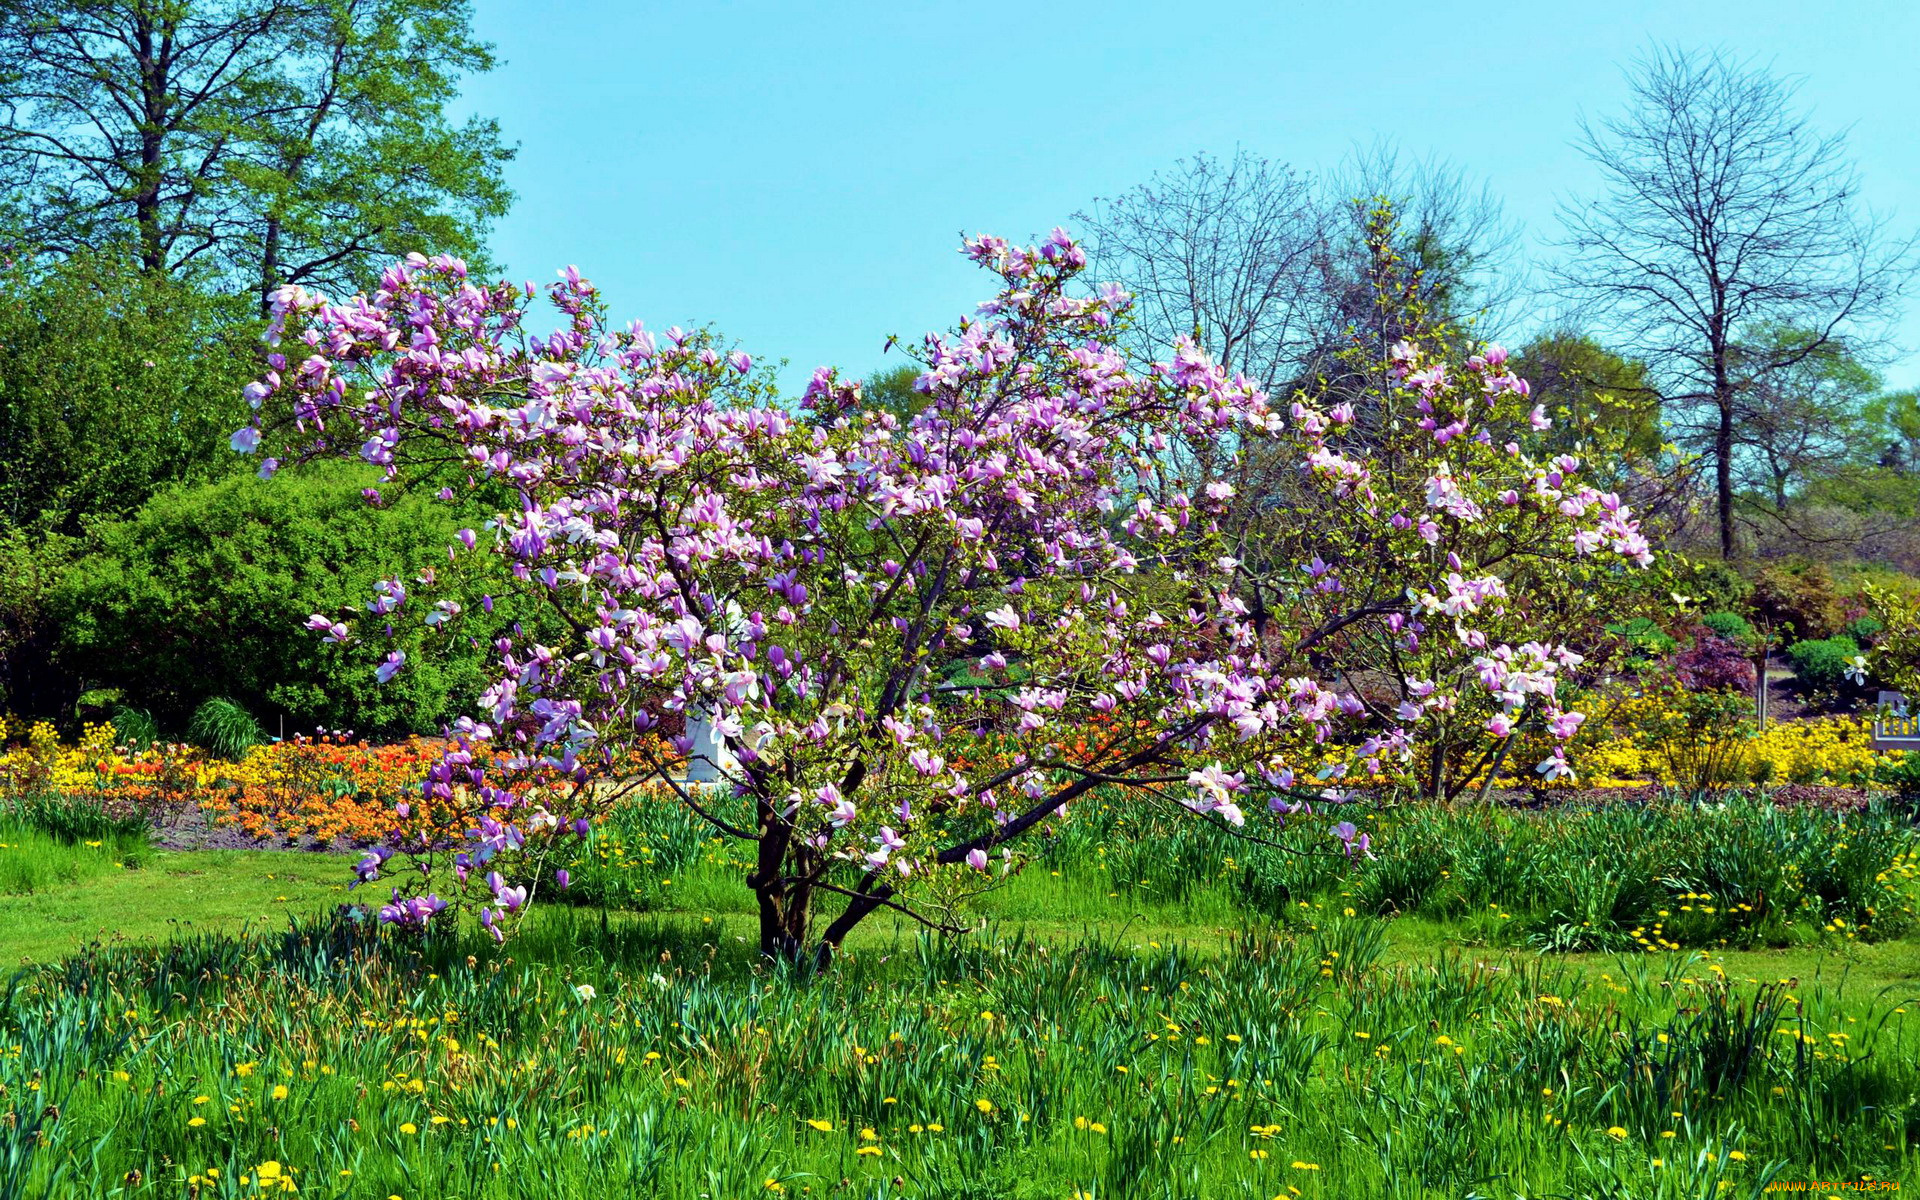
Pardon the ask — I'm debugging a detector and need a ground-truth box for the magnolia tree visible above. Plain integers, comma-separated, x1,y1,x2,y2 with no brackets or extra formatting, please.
234,227,1652,963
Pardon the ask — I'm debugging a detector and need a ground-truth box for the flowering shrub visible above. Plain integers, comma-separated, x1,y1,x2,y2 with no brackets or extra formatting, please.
1570,700,1898,788
237,221,1653,960
1865,582,1920,700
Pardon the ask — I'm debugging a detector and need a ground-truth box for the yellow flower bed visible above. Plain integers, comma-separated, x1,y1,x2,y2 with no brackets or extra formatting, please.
1570,706,1901,788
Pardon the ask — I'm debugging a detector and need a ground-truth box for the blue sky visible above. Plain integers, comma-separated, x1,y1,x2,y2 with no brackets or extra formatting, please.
461,0,1920,393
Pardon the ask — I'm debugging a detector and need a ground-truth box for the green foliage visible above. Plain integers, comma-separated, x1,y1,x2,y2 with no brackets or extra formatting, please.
0,254,254,533
1785,636,1863,696
1843,614,1884,646
861,364,926,426
49,462,517,735
1866,582,1920,701
1699,610,1755,643
1729,325,1884,509
1877,755,1920,810
0,524,75,712
185,697,265,761
1512,330,1664,469
1666,555,1754,618
1866,389,1920,477
1754,563,1848,641
1606,615,1677,657
0,0,512,305
107,705,158,752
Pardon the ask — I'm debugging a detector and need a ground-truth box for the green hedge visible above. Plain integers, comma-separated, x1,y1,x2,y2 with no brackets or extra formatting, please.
1784,636,1862,695
50,463,523,736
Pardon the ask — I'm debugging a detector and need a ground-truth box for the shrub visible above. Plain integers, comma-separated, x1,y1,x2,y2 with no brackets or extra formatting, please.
1638,688,1752,800
1785,636,1863,696
1879,755,1920,812
1673,632,1756,692
187,697,265,761
1668,555,1754,616
1754,564,1847,641
50,461,539,736
1608,615,1678,658
1699,610,1755,644
108,705,158,751
1842,615,1884,647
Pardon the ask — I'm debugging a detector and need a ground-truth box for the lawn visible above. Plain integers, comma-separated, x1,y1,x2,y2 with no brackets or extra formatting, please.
3,804,1919,1199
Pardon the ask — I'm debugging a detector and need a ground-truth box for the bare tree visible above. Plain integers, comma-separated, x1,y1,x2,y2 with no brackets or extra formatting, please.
1075,146,1521,396
1555,46,1916,559
1074,149,1325,392
1318,144,1525,349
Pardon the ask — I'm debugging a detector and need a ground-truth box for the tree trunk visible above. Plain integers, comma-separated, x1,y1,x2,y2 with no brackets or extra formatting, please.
1715,369,1736,559
811,885,892,970
748,803,805,959
134,12,167,277
755,877,811,961
259,215,282,317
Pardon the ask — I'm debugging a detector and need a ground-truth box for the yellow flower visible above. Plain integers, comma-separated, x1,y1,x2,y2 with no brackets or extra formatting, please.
859,1127,877,1142
234,1062,256,1077
974,1098,995,1114
805,1119,833,1132
187,1116,207,1128
1290,1161,1320,1170
271,1084,290,1101
854,1146,882,1157
399,1122,418,1135
1607,1126,1628,1140
1728,1150,1746,1162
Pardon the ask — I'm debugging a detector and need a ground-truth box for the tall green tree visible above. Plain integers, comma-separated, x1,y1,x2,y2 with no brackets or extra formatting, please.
1729,323,1880,518
1513,332,1661,460
0,251,253,533
1865,390,1920,477
0,0,512,305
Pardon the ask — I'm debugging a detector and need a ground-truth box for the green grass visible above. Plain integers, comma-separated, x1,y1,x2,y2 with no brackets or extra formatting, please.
0,847,344,964
0,820,152,900
3,792,1920,1197
5,903,1918,1199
